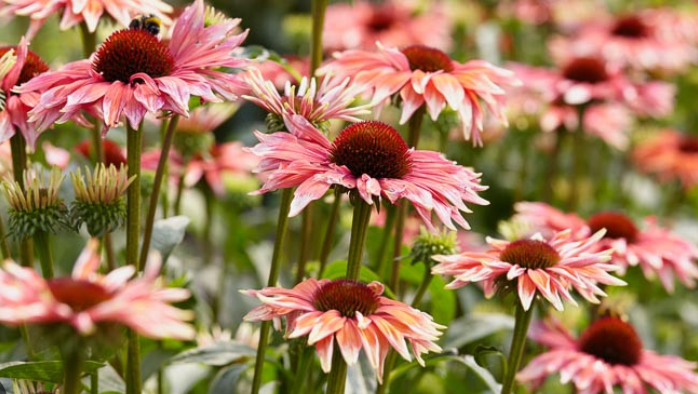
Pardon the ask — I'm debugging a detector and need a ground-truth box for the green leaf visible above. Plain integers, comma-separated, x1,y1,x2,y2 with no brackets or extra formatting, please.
444,313,514,349
209,365,246,394
426,274,456,325
151,216,190,259
321,260,395,298
455,355,502,394
168,342,256,366
0,361,103,383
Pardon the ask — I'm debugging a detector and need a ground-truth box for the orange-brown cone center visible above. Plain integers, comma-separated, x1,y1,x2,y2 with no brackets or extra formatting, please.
314,280,380,318
401,45,454,73
500,239,561,269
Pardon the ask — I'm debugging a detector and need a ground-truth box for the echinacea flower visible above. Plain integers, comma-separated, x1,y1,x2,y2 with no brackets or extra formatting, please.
432,230,624,311
518,317,698,394
243,68,370,131
75,138,126,166
0,0,172,40
0,239,195,339
0,38,57,149
242,278,444,382
322,0,452,52
319,43,520,145
19,0,248,133
250,117,488,231
633,129,698,190
512,202,698,293
184,141,260,197
550,11,697,73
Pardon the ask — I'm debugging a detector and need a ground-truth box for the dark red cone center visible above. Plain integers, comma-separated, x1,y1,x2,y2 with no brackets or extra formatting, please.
678,137,698,154
562,57,609,84
401,45,454,73
611,15,649,38
313,280,380,318
48,279,112,312
500,239,561,269
587,212,639,243
578,317,643,366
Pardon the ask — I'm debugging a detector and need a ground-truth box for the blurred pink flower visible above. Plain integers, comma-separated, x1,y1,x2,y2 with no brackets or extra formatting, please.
432,230,623,311
0,0,172,39
320,44,520,146
323,0,452,52
249,117,488,232
185,141,259,196
243,68,370,126
75,138,126,166
633,129,698,190
518,317,698,394
249,56,310,90
513,202,698,293
0,239,195,339
550,12,697,73
242,278,444,382
371,209,421,245
19,0,248,133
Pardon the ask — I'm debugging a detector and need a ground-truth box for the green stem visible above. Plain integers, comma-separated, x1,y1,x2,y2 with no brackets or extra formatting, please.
250,188,294,394
91,369,99,394
296,207,313,283
0,213,10,259
9,134,33,268
202,185,214,266
290,346,314,394
374,204,396,277
78,22,97,58
375,352,397,394
567,107,586,211
325,345,348,394
62,349,84,394
310,0,329,75
173,158,189,216
318,189,342,277
125,123,142,394
33,231,54,279
139,116,179,269
500,303,535,394
411,265,433,307
104,234,116,271
346,199,373,280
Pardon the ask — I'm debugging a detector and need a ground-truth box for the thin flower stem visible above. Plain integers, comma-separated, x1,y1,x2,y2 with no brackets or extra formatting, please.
310,0,329,75
374,204,396,277
139,116,179,269
91,369,99,394
325,345,348,394
290,345,314,394
318,189,342,277
251,187,294,394
567,107,586,211
78,22,97,58
33,231,54,279
0,214,11,259
296,208,313,282
500,302,535,394
411,265,433,307
9,134,33,268
173,159,189,216
63,349,84,394
346,198,373,280
125,122,143,394
202,185,214,266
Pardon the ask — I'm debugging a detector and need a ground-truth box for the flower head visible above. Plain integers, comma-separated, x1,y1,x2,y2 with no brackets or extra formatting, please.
0,239,195,339
243,68,370,132
319,43,520,146
432,230,624,311
518,317,698,394
242,278,444,382
20,0,248,133
249,117,488,231
2,167,68,238
513,202,698,293
633,129,698,190
69,163,134,236
0,0,173,40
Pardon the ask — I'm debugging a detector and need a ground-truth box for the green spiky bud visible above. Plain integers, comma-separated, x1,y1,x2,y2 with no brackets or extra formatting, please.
2,167,68,238
410,227,458,267
70,164,134,237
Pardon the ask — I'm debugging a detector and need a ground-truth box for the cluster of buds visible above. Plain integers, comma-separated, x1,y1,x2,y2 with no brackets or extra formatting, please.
70,164,134,237
410,227,458,268
2,167,67,238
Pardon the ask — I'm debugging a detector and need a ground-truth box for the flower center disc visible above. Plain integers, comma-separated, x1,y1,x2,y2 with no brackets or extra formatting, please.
611,15,649,38
587,212,639,243
578,317,642,366
678,137,698,154
313,280,380,318
92,29,174,84
500,239,561,269
401,45,454,73
562,57,608,84
367,7,395,32
0,46,49,86
48,279,112,312
331,121,412,179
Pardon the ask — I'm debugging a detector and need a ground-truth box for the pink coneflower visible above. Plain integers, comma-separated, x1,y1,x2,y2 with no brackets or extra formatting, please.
185,141,259,196
550,11,697,73
319,44,520,146
432,230,623,311
75,138,126,166
242,278,444,382
513,202,698,293
509,57,672,149
250,56,310,90
243,68,370,128
518,317,698,394
0,38,56,149
0,0,172,40
19,0,248,133
249,117,488,231
0,239,195,339
323,0,452,53
633,129,698,190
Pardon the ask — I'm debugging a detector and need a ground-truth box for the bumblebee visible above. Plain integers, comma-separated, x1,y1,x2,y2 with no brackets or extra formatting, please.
129,14,162,36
